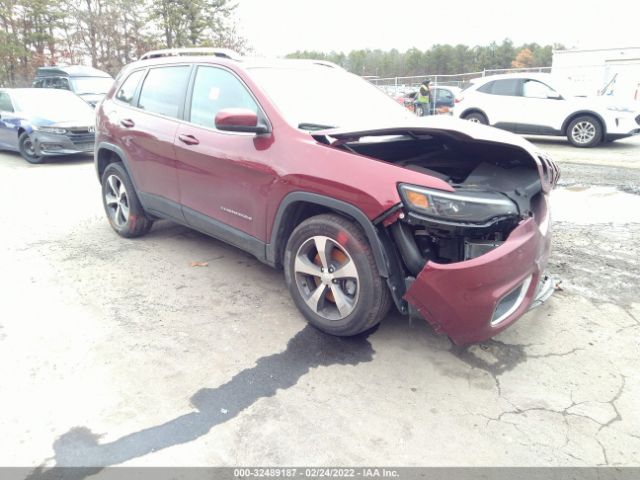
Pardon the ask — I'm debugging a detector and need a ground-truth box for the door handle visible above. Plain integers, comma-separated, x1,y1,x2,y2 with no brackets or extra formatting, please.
120,118,135,128
178,134,200,146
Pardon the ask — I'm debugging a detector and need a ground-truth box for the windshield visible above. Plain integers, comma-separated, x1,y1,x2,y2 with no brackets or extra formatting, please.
69,76,113,95
13,89,94,121
248,66,412,129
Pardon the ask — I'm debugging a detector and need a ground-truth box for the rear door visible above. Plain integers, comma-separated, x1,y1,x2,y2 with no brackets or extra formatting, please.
174,65,276,244
434,88,455,108
114,65,191,218
473,79,522,130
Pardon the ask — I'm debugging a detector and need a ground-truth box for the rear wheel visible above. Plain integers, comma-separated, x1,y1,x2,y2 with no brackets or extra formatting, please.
101,162,153,238
567,115,602,148
464,112,488,124
18,132,44,164
284,214,391,336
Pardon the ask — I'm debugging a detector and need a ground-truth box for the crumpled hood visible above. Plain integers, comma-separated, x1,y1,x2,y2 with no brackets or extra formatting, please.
312,116,559,193
313,115,540,152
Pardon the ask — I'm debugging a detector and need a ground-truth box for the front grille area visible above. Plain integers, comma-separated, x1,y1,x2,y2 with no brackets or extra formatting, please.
67,127,93,134
68,133,95,146
538,153,560,188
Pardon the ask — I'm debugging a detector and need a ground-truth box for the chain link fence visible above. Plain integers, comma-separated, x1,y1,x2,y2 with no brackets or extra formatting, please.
369,63,640,101
369,66,553,96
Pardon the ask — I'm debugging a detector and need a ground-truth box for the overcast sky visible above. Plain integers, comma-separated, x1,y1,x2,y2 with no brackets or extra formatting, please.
235,0,639,56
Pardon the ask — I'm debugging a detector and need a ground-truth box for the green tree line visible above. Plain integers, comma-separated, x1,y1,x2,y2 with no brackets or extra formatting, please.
286,40,563,77
0,0,248,86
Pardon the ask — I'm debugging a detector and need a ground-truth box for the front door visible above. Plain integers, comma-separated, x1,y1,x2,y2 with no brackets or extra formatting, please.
518,78,568,134
174,65,276,244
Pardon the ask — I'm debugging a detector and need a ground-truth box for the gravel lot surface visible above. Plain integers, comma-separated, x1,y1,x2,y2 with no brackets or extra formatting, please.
0,135,638,473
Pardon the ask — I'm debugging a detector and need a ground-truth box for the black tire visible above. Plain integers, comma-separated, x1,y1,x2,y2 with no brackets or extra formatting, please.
464,112,488,124
101,162,152,238
284,213,391,336
567,115,602,148
18,132,44,164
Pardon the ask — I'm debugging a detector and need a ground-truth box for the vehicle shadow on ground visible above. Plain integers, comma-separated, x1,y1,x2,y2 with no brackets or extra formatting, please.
28,325,377,479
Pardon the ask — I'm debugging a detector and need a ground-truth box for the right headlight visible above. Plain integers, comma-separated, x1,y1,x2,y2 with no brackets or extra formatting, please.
398,183,518,224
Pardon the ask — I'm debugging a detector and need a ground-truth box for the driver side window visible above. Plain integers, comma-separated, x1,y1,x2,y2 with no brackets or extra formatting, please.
189,66,258,129
522,80,557,99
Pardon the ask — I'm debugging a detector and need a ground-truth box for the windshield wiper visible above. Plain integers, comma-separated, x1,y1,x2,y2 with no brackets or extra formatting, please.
298,122,336,131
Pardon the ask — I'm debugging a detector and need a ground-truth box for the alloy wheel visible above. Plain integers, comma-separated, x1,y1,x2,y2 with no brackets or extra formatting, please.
104,174,130,227
23,137,36,156
571,121,596,144
293,235,359,321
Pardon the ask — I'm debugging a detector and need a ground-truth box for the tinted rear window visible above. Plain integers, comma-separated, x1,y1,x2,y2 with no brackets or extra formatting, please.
138,66,191,118
478,79,520,96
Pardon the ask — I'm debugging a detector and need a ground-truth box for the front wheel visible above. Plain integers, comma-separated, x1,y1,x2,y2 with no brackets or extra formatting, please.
18,132,44,164
284,214,391,336
567,115,602,148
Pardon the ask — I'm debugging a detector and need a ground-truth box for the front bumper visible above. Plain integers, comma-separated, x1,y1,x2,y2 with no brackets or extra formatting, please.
605,114,640,138
404,210,552,345
33,132,95,157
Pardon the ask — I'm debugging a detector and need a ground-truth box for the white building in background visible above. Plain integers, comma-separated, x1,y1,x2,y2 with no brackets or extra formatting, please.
552,47,640,100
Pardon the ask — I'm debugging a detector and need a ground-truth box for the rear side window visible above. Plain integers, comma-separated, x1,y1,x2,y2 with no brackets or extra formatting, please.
138,66,191,118
115,70,145,105
188,66,258,129
0,92,14,112
477,79,520,96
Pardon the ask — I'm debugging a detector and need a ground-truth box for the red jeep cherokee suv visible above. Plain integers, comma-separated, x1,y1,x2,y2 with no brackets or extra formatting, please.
95,49,559,345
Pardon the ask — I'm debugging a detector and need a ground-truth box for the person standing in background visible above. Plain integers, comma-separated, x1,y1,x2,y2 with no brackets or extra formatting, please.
416,79,432,116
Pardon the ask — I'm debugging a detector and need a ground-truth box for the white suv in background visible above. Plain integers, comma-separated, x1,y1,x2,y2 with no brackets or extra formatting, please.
452,73,640,147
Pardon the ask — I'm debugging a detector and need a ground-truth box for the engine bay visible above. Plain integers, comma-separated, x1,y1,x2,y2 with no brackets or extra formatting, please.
335,133,544,265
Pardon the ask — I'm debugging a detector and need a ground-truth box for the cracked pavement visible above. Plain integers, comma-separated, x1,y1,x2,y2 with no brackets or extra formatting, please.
0,137,639,469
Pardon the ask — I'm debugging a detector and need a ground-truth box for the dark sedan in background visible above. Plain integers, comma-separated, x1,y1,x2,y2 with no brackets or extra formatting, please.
0,88,95,163
395,85,462,114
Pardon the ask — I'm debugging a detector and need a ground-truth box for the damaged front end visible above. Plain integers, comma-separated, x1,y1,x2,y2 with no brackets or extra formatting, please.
316,124,560,344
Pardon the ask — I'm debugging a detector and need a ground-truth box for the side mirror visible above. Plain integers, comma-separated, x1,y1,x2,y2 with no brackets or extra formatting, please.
214,108,270,134
546,91,562,100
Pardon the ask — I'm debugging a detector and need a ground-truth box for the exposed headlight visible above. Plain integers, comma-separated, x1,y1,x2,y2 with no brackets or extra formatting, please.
398,184,518,224
33,126,68,134
607,106,634,113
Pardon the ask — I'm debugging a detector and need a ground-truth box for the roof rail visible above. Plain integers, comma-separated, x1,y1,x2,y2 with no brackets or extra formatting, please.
139,48,242,61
